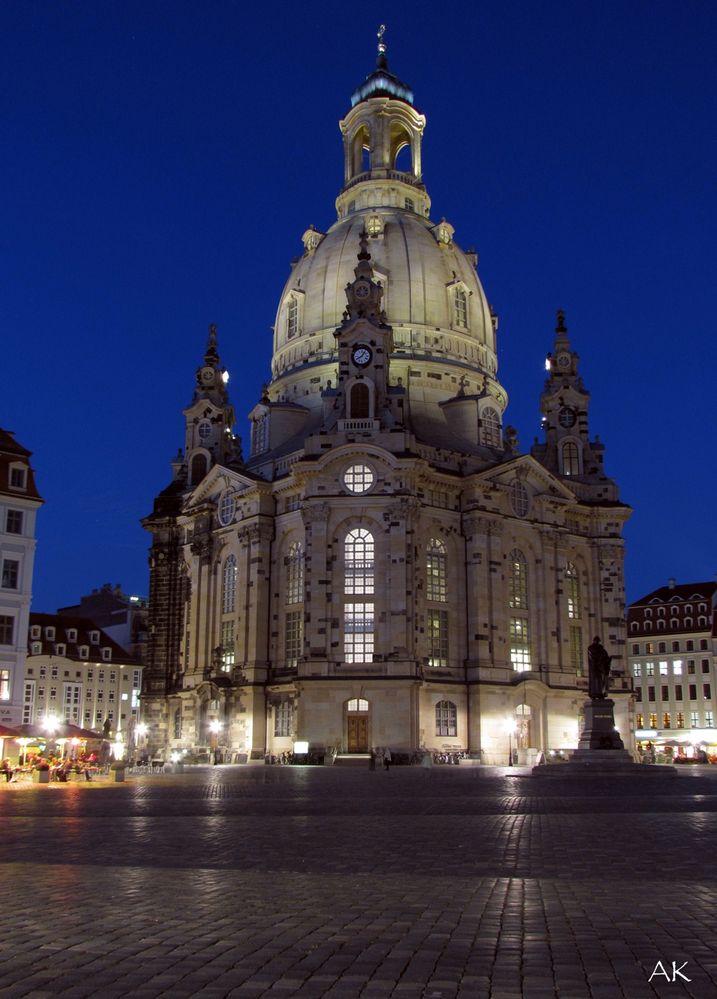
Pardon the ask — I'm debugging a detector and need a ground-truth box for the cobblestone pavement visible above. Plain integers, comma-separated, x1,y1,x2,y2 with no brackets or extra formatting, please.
0,766,716,999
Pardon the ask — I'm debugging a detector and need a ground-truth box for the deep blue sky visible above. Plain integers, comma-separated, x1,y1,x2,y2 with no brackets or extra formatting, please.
3,1,715,611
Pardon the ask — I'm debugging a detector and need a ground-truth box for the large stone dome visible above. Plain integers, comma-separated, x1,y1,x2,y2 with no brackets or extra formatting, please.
267,60,506,427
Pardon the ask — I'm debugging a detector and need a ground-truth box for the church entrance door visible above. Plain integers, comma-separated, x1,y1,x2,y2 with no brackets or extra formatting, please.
347,715,368,753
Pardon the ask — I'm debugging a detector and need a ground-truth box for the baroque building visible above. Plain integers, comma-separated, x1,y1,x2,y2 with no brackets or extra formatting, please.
628,580,717,760
143,42,632,764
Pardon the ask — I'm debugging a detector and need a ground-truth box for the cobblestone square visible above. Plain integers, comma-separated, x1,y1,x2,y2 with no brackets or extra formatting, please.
0,765,715,998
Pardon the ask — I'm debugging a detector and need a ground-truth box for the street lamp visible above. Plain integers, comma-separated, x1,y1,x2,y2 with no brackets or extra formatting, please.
504,718,517,767
209,719,221,765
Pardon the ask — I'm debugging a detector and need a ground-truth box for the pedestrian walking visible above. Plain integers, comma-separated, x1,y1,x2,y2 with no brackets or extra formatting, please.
383,746,392,771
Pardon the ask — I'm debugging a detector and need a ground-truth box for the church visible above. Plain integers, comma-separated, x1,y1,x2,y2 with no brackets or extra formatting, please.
141,39,633,765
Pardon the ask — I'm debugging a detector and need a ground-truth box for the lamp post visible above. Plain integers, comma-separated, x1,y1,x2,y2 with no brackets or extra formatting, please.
504,718,517,767
209,719,221,765
135,721,148,760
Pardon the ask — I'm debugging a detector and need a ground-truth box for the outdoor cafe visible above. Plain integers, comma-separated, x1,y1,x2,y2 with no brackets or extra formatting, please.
0,717,110,783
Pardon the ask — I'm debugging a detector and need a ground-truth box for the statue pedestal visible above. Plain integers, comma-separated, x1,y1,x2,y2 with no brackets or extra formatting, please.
574,699,628,754
533,698,677,777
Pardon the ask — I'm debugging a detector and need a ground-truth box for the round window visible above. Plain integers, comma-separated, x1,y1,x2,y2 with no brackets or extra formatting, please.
343,463,375,494
218,492,236,527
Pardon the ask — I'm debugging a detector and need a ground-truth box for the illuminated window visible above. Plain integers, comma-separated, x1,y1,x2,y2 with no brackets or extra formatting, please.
426,539,447,602
659,661,668,675
673,660,683,675
481,407,501,448
677,713,685,728
645,662,654,676
510,617,531,672
222,556,237,614
663,713,671,729
561,441,580,476
344,603,374,663
508,550,528,609
706,711,714,727
566,562,581,619
649,713,657,728
435,700,457,737
343,464,374,494
0,669,9,701
366,214,383,236
345,529,374,595
633,664,642,677
636,713,644,728
347,698,369,712
428,610,449,667
221,621,235,671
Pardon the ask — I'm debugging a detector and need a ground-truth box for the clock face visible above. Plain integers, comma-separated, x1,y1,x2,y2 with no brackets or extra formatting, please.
557,353,571,368
201,368,214,383
559,407,576,428
354,282,370,299
352,344,372,367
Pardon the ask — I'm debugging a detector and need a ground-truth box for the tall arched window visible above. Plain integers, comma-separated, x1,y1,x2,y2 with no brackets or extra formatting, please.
435,700,457,737
190,453,207,485
284,541,304,669
426,538,448,668
344,529,375,663
285,542,304,605
426,539,447,602
350,382,370,419
286,296,298,339
508,549,531,671
222,555,237,614
566,561,583,674
561,441,580,476
481,407,501,448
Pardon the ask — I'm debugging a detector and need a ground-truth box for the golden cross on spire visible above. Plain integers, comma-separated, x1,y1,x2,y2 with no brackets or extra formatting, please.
377,24,387,57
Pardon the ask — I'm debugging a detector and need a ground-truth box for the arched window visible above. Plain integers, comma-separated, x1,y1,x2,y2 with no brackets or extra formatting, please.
566,562,581,619
426,539,447,602
274,701,293,738
284,542,304,669
285,542,304,605
510,479,529,517
347,698,369,712
190,453,207,485
454,287,468,328
222,555,237,614
508,550,528,610
344,529,375,663
350,382,370,419
561,441,580,476
481,407,501,448
508,549,531,671
435,700,457,737
252,414,269,455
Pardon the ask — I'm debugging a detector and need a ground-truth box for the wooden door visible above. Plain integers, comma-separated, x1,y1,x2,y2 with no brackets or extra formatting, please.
347,715,368,752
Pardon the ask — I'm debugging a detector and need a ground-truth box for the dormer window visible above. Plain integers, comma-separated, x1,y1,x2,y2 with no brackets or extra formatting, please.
31,642,41,655
252,414,269,456
78,645,89,659
286,296,299,339
9,465,27,490
30,625,41,640
101,647,112,661
55,644,66,656
454,287,468,328
45,627,56,641
66,629,77,643
89,631,100,645
480,407,501,448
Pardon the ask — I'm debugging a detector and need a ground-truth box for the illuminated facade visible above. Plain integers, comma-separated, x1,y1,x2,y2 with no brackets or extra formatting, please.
142,43,632,764
629,581,717,757
0,429,43,726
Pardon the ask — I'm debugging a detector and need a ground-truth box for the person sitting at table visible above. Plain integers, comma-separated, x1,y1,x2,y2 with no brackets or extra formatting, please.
0,759,12,782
